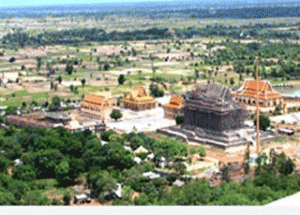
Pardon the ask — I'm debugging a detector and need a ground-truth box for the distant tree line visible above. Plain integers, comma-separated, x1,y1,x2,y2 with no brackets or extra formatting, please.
2,24,299,48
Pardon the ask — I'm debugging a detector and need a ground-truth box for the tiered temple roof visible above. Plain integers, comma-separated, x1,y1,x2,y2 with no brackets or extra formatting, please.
122,86,156,111
234,80,283,100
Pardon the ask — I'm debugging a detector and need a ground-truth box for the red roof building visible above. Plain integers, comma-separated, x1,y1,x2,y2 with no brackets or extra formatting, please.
81,93,116,119
233,80,284,107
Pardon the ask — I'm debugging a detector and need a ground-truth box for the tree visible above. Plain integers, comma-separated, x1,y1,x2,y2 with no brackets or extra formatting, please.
154,138,188,164
0,156,10,173
198,145,207,159
149,84,164,97
69,84,74,92
81,78,86,87
118,74,126,85
21,101,27,109
9,57,16,63
0,116,4,124
36,57,42,71
65,63,73,75
110,109,122,121
253,114,270,131
55,160,70,185
63,191,71,205
12,164,36,181
244,144,250,174
173,162,186,175
103,63,110,71
176,114,184,125
4,125,16,136
277,153,295,176
57,75,62,84
101,129,117,142
52,96,61,108
89,171,117,200
229,77,235,86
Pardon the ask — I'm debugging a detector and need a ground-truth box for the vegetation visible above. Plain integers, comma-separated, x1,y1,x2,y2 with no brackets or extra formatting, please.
118,74,126,85
175,114,184,125
110,109,123,121
254,114,271,131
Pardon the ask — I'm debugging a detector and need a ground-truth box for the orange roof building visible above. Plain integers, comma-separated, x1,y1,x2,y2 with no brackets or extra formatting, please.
164,95,184,119
81,93,116,119
122,86,156,111
233,80,284,107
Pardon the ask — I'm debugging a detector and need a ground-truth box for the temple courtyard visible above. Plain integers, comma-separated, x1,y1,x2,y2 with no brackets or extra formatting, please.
106,107,176,132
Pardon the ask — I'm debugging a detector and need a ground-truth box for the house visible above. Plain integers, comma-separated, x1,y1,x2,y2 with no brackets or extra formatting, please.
133,146,149,155
142,171,160,179
14,158,23,166
0,106,7,116
173,179,185,187
104,183,122,200
74,194,91,204
124,146,133,153
101,141,108,146
147,153,154,161
134,157,142,164
157,156,167,168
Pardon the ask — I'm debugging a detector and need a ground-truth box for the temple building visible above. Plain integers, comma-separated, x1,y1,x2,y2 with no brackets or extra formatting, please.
80,93,116,119
122,86,156,111
233,80,284,108
183,84,247,131
163,95,184,119
158,84,277,149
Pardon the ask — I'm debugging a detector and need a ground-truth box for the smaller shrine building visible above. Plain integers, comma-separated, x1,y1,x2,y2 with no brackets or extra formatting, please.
122,86,156,111
163,95,184,119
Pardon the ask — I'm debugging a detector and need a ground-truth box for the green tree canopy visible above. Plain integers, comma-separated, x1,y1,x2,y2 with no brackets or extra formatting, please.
154,138,188,162
118,74,126,85
55,160,70,185
110,109,122,121
254,114,270,131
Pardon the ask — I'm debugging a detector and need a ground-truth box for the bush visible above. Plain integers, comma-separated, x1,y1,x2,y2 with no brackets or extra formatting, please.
63,192,71,205
9,57,16,63
138,152,148,161
176,114,184,125
254,114,270,131
101,129,116,142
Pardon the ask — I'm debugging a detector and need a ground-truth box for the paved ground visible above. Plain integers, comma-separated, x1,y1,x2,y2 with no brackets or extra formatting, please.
106,107,176,132
270,112,300,124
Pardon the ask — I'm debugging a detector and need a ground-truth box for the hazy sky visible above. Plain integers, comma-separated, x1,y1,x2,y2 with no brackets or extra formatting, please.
1,0,178,7
0,0,285,8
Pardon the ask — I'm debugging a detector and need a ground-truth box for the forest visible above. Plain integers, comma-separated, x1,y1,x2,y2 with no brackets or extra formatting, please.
0,126,299,205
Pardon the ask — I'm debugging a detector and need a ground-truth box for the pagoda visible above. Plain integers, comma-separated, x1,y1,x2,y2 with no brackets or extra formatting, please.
184,84,247,131
122,86,156,111
163,95,184,119
158,84,276,149
233,80,284,107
